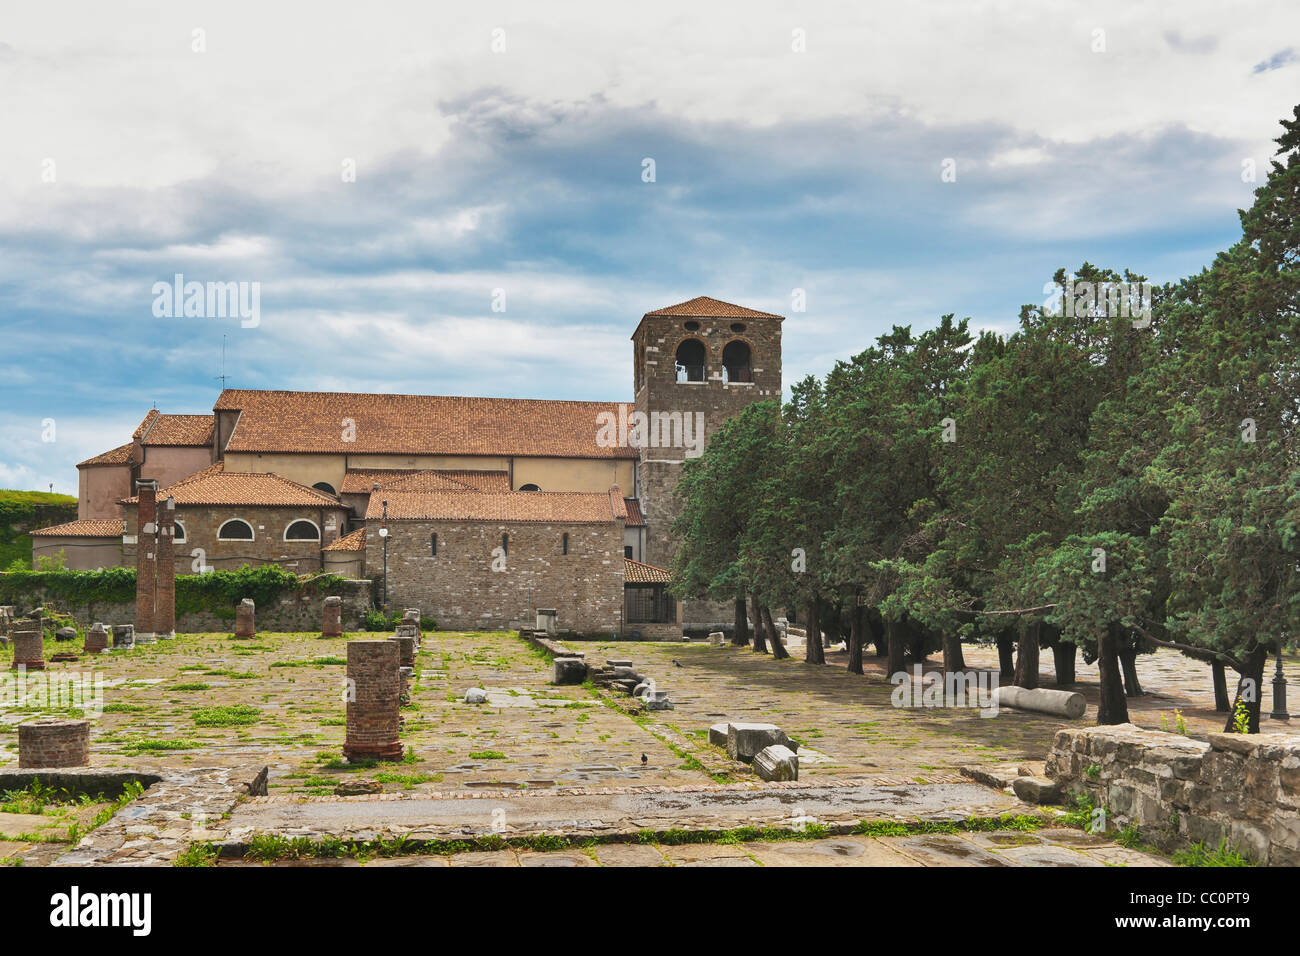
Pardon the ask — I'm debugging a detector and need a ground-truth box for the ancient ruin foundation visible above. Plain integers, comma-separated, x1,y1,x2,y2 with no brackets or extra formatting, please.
19,719,90,768
10,628,45,671
322,596,343,637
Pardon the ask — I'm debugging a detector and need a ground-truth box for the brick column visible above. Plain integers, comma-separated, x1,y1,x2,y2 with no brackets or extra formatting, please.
19,719,90,768
10,628,44,671
155,496,176,639
235,598,256,638
134,480,158,640
84,622,110,655
322,596,343,637
343,640,403,762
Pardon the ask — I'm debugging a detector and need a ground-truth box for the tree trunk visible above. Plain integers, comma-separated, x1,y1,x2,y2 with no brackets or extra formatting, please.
822,607,842,649
1212,658,1231,712
942,630,965,674
867,609,887,656
1052,641,1077,686
906,618,928,661
732,597,749,647
1119,639,1143,697
1097,624,1130,725
996,631,1015,679
750,592,767,654
847,604,864,674
804,601,824,664
763,606,788,660
1224,643,1269,734
886,616,907,678
1013,621,1040,689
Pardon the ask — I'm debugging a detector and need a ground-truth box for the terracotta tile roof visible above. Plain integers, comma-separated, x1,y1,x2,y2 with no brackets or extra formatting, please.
368,489,621,523
141,414,214,447
214,389,639,459
643,296,783,320
608,487,627,520
339,470,418,494
624,558,671,584
121,463,342,508
340,469,512,494
623,498,645,527
132,410,160,441
323,527,366,552
30,518,124,538
78,442,134,468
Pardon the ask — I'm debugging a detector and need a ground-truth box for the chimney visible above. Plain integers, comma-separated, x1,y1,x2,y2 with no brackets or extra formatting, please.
134,480,158,640
155,495,176,639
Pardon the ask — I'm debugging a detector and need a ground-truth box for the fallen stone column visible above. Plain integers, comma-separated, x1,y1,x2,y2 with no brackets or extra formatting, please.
343,639,403,762
727,722,795,761
754,744,799,781
19,719,90,768
994,685,1086,719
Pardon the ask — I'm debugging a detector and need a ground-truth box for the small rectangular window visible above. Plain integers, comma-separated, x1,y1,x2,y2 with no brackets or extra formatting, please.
501,533,508,556
624,546,634,559
431,533,437,557
562,533,569,555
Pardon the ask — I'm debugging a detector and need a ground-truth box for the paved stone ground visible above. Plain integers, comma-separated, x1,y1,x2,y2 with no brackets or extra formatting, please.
1,629,1252,866
222,826,1166,867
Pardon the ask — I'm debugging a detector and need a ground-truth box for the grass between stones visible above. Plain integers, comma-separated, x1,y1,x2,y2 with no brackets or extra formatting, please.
176,811,1051,866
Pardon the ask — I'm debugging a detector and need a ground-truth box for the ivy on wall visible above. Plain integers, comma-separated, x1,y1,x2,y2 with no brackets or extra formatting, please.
0,564,349,617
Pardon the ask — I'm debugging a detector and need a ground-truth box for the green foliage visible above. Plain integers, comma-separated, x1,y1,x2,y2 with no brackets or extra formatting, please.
0,489,77,568
1232,698,1251,734
1172,839,1255,867
192,704,261,727
173,843,219,867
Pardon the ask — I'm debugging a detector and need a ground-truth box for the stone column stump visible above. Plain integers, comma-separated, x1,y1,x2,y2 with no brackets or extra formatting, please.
10,629,44,671
343,640,403,762
84,622,110,655
322,596,343,637
235,598,256,638
19,719,90,768
112,624,136,650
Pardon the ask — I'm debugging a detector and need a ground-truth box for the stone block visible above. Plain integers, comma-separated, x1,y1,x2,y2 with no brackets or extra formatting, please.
552,657,586,685
1011,776,1062,805
753,745,798,782
111,624,135,650
465,688,488,704
708,722,731,748
727,722,792,762
54,627,77,642
646,690,673,711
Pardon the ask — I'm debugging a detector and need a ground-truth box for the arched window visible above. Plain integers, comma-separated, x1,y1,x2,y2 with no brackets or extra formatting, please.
217,519,254,541
675,338,707,382
519,483,541,492
173,521,187,544
562,532,569,555
284,519,321,541
430,533,438,557
723,340,752,383
312,481,337,496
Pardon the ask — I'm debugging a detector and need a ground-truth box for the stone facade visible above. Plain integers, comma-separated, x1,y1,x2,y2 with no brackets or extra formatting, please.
368,518,624,633
1045,723,1300,865
123,503,350,574
632,308,782,623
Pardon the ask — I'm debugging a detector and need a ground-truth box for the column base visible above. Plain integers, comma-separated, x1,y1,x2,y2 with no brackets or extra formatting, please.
342,741,404,762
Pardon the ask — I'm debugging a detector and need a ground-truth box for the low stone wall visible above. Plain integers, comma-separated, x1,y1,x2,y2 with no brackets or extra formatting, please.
1,577,373,633
1045,723,1300,865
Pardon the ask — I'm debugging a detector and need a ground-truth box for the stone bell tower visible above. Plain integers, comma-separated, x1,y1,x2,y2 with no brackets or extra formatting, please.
630,296,783,622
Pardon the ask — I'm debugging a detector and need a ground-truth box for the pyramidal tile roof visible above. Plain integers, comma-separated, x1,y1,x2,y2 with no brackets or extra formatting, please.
642,296,783,320
30,518,125,538
323,527,366,552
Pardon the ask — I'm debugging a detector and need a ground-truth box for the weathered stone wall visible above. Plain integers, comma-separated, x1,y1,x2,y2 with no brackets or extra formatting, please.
1045,723,1300,865
369,518,623,633
124,503,350,574
1,576,372,633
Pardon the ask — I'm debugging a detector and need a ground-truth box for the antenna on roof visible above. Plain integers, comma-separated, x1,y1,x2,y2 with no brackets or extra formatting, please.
216,334,227,389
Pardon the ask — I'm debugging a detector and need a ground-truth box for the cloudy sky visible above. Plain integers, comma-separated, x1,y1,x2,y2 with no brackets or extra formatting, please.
2,0,1298,493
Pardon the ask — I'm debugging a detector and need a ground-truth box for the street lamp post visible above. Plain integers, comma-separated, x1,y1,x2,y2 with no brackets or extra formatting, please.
1270,641,1290,721
379,498,389,616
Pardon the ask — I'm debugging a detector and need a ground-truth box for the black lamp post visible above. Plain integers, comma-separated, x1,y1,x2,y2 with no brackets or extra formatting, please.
1270,640,1290,721
380,498,389,615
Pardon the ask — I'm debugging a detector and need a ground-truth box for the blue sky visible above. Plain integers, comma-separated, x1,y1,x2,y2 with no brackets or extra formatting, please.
2,1,1298,493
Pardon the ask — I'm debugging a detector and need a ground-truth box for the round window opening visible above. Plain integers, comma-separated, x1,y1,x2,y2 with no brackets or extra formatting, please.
683,320,701,332
730,322,747,333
